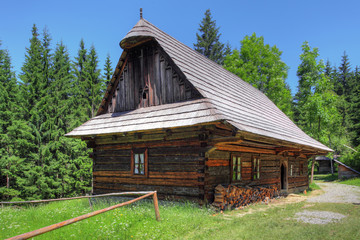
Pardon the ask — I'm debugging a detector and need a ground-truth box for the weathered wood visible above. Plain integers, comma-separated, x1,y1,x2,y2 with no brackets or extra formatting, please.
216,145,276,154
93,183,201,197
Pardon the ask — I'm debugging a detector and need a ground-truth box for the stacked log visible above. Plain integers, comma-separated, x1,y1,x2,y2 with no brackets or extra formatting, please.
212,184,279,210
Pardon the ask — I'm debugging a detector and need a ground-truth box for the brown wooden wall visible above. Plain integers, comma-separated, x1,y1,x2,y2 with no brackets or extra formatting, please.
91,126,209,201
204,150,308,202
338,165,360,179
287,156,308,193
107,42,200,113
88,123,310,203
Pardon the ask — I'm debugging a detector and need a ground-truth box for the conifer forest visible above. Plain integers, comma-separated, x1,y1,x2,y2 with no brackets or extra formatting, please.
1,10,360,201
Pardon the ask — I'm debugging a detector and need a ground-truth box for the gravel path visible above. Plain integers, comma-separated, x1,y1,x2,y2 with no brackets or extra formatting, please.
294,182,360,224
307,182,360,204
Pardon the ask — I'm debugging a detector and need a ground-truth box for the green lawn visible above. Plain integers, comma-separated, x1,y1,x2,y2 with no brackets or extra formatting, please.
314,173,360,187
1,195,359,240
339,178,360,187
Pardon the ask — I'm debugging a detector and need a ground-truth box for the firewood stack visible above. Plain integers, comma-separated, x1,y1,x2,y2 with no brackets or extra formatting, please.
213,184,279,210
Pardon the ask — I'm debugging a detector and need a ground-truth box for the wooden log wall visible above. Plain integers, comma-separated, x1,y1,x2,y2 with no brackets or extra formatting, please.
318,161,332,174
338,165,360,179
204,150,309,202
91,125,210,202
107,41,201,113
87,122,310,203
287,156,308,193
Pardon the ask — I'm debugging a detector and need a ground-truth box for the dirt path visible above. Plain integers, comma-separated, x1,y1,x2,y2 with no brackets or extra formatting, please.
307,182,360,204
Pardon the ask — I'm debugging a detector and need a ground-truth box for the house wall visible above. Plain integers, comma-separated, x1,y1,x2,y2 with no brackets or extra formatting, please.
318,160,332,174
338,165,360,179
90,126,209,201
88,122,309,203
204,150,308,202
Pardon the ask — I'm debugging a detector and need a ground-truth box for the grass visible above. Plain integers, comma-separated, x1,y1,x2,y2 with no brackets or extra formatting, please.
313,173,339,182
308,182,321,191
313,173,360,187
1,196,360,240
339,178,360,187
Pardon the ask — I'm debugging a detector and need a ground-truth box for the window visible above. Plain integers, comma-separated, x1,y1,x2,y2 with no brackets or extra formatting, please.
231,155,241,181
290,164,293,176
253,158,260,180
131,149,148,177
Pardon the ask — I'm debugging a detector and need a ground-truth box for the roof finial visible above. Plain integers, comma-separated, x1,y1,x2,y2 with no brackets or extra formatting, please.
140,8,143,19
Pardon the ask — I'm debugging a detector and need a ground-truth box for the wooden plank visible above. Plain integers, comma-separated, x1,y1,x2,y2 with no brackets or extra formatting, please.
154,47,161,105
179,78,185,101
216,145,276,155
94,164,130,171
166,64,173,103
93,183,201,197
128,57,134,109
93,171,131,177
173,74,181,102
148,47,155,106
96,139,201,150
160,56,166,105
94,176,204,187
206,159,229,167
208,150,230,159
149,171,204,179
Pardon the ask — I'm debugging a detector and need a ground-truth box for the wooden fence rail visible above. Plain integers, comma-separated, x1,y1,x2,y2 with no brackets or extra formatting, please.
4,191,160,240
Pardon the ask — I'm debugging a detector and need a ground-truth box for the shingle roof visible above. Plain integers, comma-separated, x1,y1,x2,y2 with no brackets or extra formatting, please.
66,18,332,153
66,99,222,136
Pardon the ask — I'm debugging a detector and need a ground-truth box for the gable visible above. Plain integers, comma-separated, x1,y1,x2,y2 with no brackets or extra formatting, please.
101,41,201,114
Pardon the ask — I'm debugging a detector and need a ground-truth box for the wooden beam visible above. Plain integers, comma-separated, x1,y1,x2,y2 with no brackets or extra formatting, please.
215,145,276,155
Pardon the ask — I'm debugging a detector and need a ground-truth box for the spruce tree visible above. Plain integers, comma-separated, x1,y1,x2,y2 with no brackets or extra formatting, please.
0,43,36,200
194,9,228,65
83,45,103,118
349,67,360,146
71,39,89,128
103,54,113,86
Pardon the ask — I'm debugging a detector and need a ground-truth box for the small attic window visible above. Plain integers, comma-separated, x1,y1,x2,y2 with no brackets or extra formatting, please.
140,85,149,100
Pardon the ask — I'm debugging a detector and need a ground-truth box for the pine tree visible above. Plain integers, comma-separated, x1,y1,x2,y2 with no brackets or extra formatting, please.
18,25,56,200
224,33,293,118
194,9,228,65
103,54,113,86
0,42,36,200
71,39,89,128
83,45,103,118
349,67,360,146
20,25,44,121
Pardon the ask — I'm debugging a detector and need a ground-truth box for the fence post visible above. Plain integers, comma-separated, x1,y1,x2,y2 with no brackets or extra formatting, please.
152,191,161,221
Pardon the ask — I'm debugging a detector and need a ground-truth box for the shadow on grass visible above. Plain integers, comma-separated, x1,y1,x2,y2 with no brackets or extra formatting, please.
313,173,338,182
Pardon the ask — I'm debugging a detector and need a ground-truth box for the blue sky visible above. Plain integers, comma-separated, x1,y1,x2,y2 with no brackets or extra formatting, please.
1,0,359,95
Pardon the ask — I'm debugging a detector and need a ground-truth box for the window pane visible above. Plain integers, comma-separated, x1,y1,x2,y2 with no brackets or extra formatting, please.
233,156,236,171
237,157,241,180
140,153,144,164
257,159,260,179
134,165,139,174
134,154,139,164
139,163,143,174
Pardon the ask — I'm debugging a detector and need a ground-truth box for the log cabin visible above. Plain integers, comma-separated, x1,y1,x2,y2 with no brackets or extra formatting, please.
65,15,332,204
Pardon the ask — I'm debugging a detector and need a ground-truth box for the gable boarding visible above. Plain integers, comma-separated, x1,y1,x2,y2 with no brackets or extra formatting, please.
106,42,201,113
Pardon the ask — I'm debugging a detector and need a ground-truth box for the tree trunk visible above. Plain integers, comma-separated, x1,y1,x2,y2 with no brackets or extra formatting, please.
6,174,9,188
310,158,315,183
